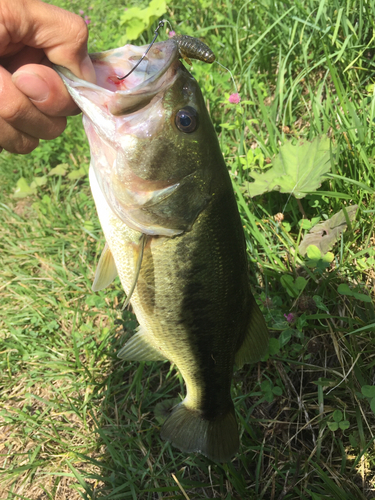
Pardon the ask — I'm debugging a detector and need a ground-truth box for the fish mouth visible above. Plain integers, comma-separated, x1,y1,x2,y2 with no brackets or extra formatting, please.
55,40,206,237
55,40,180,115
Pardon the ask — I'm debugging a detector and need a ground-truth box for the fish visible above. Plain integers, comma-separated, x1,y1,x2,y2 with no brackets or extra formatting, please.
55,36,269,462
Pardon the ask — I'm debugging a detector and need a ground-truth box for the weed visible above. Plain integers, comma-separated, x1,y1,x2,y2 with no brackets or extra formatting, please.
2,0,375,498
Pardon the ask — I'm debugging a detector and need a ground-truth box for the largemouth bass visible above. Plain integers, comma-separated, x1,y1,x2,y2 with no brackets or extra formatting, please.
56,37,269,462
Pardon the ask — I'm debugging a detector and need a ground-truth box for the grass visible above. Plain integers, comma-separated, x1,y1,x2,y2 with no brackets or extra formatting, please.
1,0,375,498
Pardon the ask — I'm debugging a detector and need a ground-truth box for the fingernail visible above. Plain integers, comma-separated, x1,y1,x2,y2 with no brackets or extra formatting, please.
79,55,96,83
12,71,50,102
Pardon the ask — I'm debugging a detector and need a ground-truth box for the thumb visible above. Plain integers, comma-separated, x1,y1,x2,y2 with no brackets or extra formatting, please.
12,64,81,116
8,0,96,83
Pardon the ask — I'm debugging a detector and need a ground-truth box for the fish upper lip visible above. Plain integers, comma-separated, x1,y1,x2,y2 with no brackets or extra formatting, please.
54,39,180,101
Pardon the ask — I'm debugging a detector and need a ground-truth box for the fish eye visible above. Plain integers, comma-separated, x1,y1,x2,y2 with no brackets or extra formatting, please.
175,106,198,133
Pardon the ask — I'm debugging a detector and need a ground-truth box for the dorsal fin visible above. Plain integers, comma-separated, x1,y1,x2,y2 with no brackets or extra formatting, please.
122,233,147,310
92,243,118,291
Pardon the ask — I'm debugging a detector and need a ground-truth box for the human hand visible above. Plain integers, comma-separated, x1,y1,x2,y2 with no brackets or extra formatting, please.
0,0,96,154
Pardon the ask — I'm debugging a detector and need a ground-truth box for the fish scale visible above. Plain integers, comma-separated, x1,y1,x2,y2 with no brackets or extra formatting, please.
90,164,243,420
56,37,269,462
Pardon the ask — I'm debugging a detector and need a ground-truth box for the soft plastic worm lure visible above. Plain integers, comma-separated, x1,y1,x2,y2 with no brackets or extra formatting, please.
173,35,215,65
118,23,215,81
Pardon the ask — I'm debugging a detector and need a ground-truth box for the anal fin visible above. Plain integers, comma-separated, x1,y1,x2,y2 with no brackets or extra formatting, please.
118,326,166,361
235,293,269,368
92,242,118,291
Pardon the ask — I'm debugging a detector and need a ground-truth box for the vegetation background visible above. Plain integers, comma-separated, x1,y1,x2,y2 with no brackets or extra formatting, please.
1,0,375,498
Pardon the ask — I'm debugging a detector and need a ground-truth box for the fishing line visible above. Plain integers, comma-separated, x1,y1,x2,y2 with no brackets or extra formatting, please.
214,60,239,94
117,19,170,81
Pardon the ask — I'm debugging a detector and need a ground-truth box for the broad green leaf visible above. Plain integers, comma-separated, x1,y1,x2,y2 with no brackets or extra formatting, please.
339,420,350,430
371,397,375,414
68,167,88,180
147,0,168,18
261,380,272,392
30,176,47,188
353,292,372,303
361,385,375,398
280,274,304,297
299,219,313,229
125,18,146,41
295,276,307,291
328,422,339,431
246,136,332,198
48,163,68,176
305,245,334,270
119,0,168,42
280,275,306,297
13,177,37,198
120,6,143,23
332,410,343,422
306,245,321,260
338,283,352,295
337,284,371,302
279,328,293,347
267,337,280,355
323,252,334,263
299,205,357,255
265,392,274,403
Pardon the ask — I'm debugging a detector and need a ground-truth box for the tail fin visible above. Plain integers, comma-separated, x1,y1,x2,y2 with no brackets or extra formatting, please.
160,402,239,462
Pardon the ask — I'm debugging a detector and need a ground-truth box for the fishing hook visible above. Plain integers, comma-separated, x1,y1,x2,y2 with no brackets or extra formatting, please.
117,20,166,81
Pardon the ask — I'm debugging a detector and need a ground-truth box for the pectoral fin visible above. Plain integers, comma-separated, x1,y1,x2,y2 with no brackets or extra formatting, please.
235,294,269,368
92,243,118,291
118,326,166,361
122,233,147,310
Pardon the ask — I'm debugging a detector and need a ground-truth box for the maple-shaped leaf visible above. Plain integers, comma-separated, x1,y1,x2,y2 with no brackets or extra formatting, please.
13,177,37,198
299,205,358,255
246,136,332,199
48,163,68,176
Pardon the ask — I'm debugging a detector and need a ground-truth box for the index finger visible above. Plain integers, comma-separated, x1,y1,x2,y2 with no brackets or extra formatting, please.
0,0,96,82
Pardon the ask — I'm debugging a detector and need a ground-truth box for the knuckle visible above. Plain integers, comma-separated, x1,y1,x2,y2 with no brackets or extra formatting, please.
69,15,89,47
0,116,39,154
13,136,39,155
41,118,66,140
1,99,24,123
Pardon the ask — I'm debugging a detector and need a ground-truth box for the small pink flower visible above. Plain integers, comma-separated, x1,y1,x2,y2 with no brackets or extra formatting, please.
79,9,84,15
85,17,91,25
229,93,241,104
168,30,176,38
88,5,93,10
284,313,295,323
